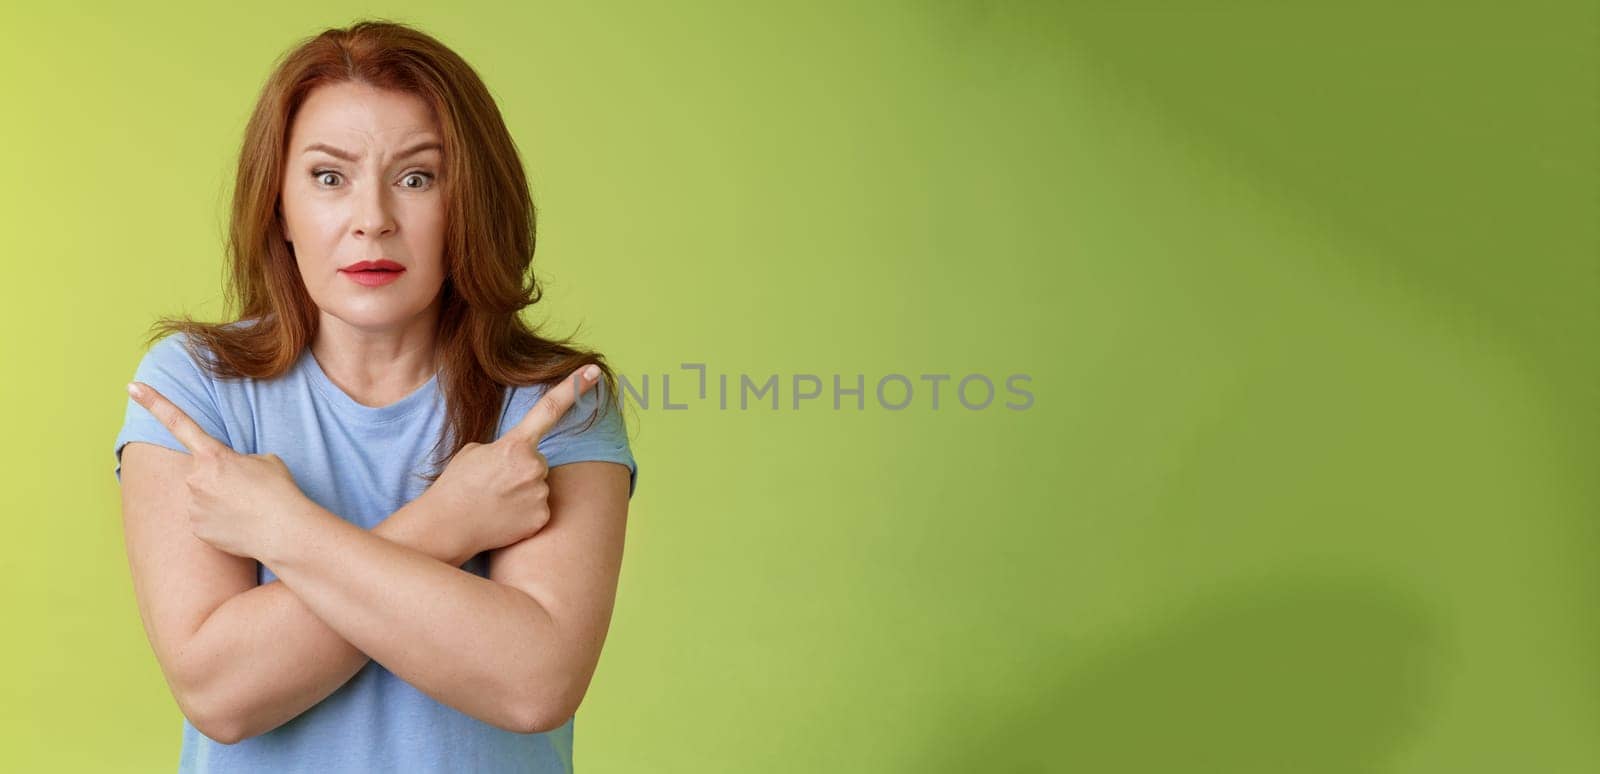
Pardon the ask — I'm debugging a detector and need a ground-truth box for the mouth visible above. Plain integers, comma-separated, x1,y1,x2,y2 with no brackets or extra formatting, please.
339,260,406,287
340,259,406,273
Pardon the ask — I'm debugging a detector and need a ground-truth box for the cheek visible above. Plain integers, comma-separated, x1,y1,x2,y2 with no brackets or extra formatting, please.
281,190,336,243
408,203,449,265
413,199,447,234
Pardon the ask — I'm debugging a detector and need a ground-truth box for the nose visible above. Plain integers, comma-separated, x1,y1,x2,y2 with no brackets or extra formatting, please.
351,180,397,239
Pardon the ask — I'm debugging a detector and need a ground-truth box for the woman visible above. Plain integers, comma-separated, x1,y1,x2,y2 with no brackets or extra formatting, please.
112,20,637,773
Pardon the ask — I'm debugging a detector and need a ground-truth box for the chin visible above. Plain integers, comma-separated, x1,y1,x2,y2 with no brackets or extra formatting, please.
323,301,431,332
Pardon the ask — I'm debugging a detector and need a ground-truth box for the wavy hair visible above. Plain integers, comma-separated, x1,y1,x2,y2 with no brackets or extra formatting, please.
144,18,624,483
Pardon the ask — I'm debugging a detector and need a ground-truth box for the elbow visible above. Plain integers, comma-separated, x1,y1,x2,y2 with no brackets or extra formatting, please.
196,719,249,747
185,692,283,745
172,673,256,746
509,711,564,736
507,697,575,736
178,695,250,746
506,678,585,735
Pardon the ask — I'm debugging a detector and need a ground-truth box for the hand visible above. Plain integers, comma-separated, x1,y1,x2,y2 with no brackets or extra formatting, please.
423,365,601,556
127,381,311,559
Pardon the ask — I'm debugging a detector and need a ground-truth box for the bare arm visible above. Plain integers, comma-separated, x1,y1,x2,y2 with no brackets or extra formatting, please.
240,460,632,737
233,371,630,736
256,491,566,735
120,442,475,744
177,493,477,743
122,366,624,741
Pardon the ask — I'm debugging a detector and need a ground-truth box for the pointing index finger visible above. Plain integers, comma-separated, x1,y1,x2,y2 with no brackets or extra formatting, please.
127,382,231,457
504,365,600,445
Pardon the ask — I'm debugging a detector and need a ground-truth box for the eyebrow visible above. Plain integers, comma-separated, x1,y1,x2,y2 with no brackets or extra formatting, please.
300,140,443,162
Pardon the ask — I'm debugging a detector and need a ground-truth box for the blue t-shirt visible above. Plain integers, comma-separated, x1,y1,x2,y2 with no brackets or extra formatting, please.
112,328,637,774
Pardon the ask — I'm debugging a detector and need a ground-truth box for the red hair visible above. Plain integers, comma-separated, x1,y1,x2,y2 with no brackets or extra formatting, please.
144,18,624,482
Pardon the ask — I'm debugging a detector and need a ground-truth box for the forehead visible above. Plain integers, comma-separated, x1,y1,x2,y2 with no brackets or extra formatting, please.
289,81,440,148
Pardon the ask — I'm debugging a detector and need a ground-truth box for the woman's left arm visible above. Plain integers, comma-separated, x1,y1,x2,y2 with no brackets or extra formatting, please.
260,459,631,734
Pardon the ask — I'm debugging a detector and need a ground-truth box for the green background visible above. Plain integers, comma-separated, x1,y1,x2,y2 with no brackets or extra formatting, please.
3,1,1597,771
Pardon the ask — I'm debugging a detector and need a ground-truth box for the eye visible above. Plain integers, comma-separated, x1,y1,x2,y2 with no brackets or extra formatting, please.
401,171,435,190
311,169,342,187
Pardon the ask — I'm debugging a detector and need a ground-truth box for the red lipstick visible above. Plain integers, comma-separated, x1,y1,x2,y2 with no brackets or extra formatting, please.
339,259,406,287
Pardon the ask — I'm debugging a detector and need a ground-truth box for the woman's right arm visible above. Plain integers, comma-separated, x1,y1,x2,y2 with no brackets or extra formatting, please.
119,441,474,744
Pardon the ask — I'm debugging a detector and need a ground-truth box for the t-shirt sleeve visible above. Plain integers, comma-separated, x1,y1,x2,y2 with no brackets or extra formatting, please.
112,333,232,484
501,376,639,499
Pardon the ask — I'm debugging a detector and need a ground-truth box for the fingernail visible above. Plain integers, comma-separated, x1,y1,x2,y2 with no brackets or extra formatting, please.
127,382,142,399
582,365,599,381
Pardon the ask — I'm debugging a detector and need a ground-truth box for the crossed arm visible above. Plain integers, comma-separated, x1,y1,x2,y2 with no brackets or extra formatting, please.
118,441,631,744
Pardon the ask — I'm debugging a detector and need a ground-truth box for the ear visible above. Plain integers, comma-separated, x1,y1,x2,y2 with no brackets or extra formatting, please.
276,204,292,245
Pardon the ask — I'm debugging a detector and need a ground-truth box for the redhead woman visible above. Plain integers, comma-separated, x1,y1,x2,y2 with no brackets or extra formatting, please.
111,20,637,774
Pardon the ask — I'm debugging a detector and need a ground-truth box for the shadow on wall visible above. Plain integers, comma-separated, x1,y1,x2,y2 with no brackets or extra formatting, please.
914,574,1442,773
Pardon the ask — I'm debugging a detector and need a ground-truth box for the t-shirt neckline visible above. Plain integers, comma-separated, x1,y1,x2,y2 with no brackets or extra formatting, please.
300,347,441,424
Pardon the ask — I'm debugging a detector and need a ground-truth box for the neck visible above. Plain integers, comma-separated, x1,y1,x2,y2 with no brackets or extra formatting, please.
310,307,441,406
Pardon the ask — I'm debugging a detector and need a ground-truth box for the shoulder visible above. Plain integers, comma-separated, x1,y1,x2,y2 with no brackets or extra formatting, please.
137,332,212,381
499,377,638,497
116,332,236,481
500,377,627,439
142,320,260,383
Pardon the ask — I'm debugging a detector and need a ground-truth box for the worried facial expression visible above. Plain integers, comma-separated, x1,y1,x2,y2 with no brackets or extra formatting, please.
280,81,448,331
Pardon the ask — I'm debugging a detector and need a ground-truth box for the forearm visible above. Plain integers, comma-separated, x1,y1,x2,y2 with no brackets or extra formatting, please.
178,496,474,743
258,500,562,735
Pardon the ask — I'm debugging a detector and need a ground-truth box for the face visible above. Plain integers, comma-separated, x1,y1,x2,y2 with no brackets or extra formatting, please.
280,81,447,333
